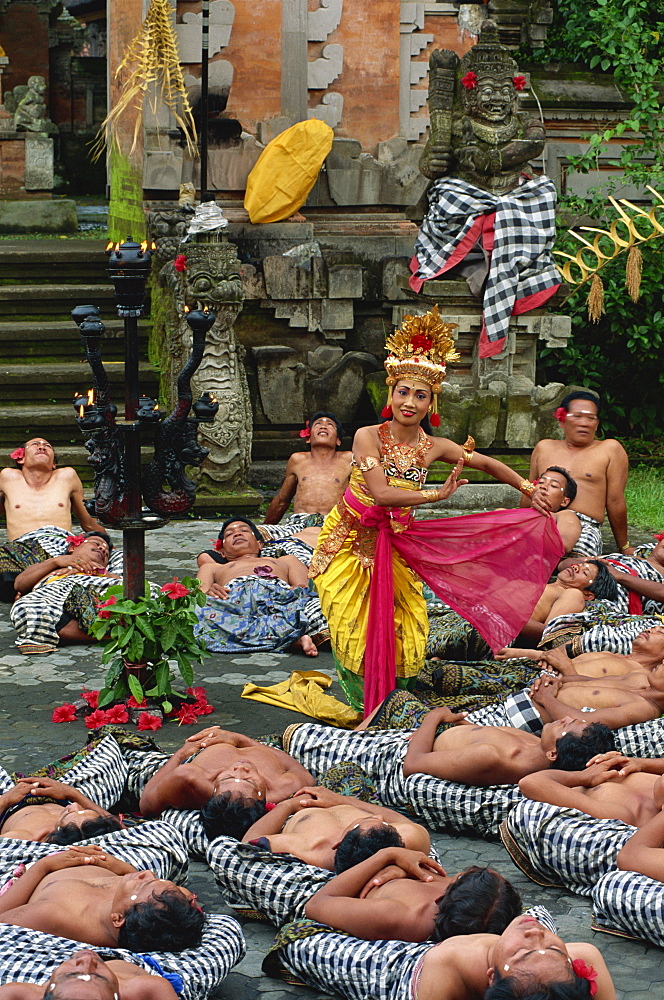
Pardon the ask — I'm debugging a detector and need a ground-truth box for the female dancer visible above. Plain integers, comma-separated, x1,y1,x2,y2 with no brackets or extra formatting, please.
310,308,563,714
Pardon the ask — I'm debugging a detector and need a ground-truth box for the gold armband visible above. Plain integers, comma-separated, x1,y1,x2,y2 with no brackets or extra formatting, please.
519,479,537,498
420,488,440,503
620,542,631,552
358,456,379,472
461,435,475,465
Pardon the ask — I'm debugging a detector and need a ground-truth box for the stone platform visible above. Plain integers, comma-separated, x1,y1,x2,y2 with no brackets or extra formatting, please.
0,518,660,999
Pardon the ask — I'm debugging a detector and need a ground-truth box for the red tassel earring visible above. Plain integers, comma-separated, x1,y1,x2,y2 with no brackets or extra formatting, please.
381,404,392,418
429,413,440,427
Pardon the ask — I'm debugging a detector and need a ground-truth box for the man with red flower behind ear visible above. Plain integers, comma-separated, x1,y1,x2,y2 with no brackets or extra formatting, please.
522,390,630,557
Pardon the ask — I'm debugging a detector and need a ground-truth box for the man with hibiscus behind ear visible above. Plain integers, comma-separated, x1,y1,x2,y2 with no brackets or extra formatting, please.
522,391,630,558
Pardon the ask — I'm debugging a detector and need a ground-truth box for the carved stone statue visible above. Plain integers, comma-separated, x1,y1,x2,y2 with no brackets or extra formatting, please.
162,238,252,491
5,76,56,133
419,21,544,193
411,20,560,360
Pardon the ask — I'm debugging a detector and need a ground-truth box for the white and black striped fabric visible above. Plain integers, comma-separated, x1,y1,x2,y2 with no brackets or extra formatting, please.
0,917,245,1000
207,836,333,925
10,573,118,648
412,176,559,351
501,800,633,896
592,869,664,947
0,733,127,809
0,820,190,890
569,515,603,558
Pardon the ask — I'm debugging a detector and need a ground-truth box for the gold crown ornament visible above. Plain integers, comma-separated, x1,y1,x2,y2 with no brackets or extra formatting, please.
383,306,459,426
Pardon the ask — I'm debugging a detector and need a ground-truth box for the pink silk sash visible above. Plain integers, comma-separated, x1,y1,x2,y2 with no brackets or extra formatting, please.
343,491,564,715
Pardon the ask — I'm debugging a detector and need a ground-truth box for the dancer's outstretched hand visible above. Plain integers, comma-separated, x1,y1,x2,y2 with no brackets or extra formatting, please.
436,458,468,501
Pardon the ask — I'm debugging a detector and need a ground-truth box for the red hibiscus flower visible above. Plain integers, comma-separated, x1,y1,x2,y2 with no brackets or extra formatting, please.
513,75,527,91
298,420,311,440
176,705,199,725
96,595,118,619
84,708,108,730
174,254,187,272
104,704,129,724
410,334,433,352
193,700,214,716
212,537,224,552
461,71,477,90
553,406,567,424
80,689,99,709
137,712,163,731
66,534,86,548
10,447,25,462
654,533,664,542
161,578,190,600
572,960,598,996
127,694,148,709
52,703,77,723
186,686,207,700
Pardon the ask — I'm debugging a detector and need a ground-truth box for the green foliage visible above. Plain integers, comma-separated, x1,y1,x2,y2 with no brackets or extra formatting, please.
519,0,664,186
90,576,209,709
624,465,664,532
540,235,664,437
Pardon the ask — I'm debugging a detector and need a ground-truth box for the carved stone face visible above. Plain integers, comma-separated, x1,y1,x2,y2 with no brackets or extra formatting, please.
184,249,243,315
465,78,516,125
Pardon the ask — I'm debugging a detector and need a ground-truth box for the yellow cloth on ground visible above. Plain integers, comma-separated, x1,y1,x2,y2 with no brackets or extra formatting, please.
244,119,334,224
241,670,361,728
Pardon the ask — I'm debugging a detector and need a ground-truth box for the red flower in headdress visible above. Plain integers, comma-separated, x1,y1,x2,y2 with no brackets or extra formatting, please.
212,537,224,552
410,334,433,352
572,959,598,996
513,75,527,91
653,533,664,543
52,703,77,723
174,254,187,272
299,420,311,440
554,407,567,424
461,72,477,90
9,447,24,462
66,534,86,548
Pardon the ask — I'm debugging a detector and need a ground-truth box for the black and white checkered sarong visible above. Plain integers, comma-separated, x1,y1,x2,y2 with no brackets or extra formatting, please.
593,869,664,947
10,573,118,647
569,514,603,558
207,836,333,925
412,176,559,351
502,800,633,896
0,918,245,1000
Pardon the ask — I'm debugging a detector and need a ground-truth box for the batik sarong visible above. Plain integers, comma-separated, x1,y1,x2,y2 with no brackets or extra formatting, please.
592,869,664,947
195,575,326,653
541,605,663,655
500,799,633,896
414,656,540,713
569,513,603,557
0,918,245,1000
425,604,491,660
410,176,560,356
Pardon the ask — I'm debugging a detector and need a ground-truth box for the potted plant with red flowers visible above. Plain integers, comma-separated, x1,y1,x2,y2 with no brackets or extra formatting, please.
89,576,209,716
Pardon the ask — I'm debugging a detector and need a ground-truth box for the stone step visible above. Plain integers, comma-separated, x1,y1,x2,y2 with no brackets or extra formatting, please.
0,319,149,360
0,284,125,318
0,362,159,403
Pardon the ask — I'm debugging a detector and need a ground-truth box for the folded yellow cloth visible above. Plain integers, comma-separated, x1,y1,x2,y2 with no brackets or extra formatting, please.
242,670,361,728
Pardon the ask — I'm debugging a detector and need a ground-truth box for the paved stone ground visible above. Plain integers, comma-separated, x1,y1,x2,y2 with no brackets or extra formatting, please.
0,518,661,999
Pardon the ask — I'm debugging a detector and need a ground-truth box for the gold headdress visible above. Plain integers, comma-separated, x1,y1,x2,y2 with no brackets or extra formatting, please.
383,306,458,426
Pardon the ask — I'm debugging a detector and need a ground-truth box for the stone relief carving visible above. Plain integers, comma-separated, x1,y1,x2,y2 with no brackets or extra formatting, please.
161,239,252,491
4,76,56,133
176,0,235,63
308,0,344,41
399,1,433,141
307,0,344,130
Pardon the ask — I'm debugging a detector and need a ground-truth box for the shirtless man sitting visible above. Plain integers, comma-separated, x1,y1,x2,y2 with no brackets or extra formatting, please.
304,847,521,942
0,439,103,540
400,706,615,787
0,774,122,844
533,466,582,555
0,948,180,1000
138,728,314,825
263,411,352,525
0,844,204,951
239,785,430,870
0,438,105,601
522,390,630,556
519,749,664,827
196,517,323,656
